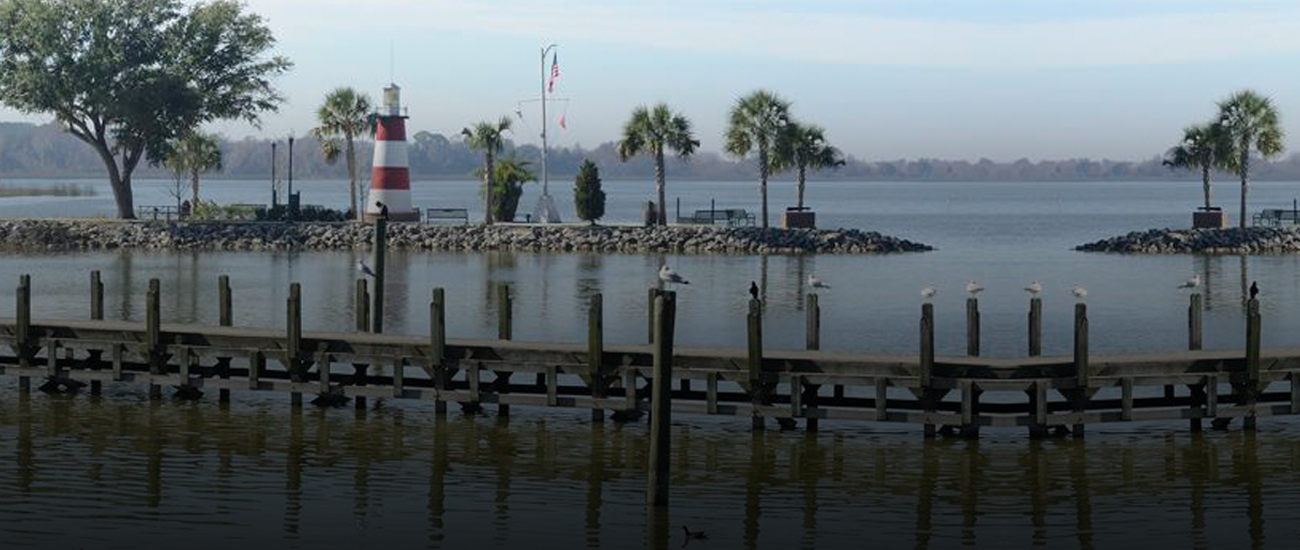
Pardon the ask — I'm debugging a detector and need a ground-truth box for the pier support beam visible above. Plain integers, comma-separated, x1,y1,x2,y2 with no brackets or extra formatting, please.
16,275,30,394
1028,297,1042,357
589,293,605,423
89,270,104,396
966,297,980,357
1244,297,1261,431
431,288,447,415
218,275,232,402
747,298,765,431
647,291,676,507
805,293,820,432
1187,293,1203,431
370,218,387,334
288,282,303,408
355,278,370,410
920,302,935,437
1072,303,1088,438
497,283,512,417
146,278,162,400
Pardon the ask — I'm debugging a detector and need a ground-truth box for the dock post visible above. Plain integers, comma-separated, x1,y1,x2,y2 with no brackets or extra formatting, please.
90,270,104,321
1072,303,1088,437
1186,293,1203,430
920,302,935,437
589,293,605,423
647,291,677,508
1028,298,1042,357
355,279,370,332
16,275,30,394
647,287,660,344
1244,298,1261,431
747,298,765,431
288,282,302,408
146,278,162,400
497,282,512,416
805,293,820,432
431,288,447,414
217,275,232,402
370,218,387,334
966,297,980,357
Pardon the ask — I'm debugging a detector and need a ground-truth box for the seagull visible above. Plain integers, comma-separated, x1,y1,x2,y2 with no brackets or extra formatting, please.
965,281,984,296
1072,286,1088,301
1249,281,1259,300
659,265,689,285
807,275,831,290
1024,281,1043,296
749,281,759,301
921,286,937,302
1177,274,1201,290
356,260,377,278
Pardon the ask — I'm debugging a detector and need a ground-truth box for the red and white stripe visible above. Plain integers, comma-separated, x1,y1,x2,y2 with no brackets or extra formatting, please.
364,114,417,221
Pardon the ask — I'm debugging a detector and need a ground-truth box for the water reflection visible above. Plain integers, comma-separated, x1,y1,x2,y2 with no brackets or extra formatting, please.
0,389,1296,548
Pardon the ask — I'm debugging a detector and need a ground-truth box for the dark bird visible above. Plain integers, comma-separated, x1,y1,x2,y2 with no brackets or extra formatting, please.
1250,281,1259,300
749,281,759,301
682,526,707,540
376,201,389,220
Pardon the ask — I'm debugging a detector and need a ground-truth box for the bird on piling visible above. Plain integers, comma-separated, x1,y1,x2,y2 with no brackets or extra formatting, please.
807,274,831,291
749,281,759,301
1072,286,1088,301
375,200,389,220
1250,281,1259,300
357,260,377,278
921,286,937,302
659,265,690,285
1025,281,1043,296
1178,274,1201,291
965,281,984,296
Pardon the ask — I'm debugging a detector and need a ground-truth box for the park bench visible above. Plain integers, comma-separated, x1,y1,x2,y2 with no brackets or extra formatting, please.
677,208,755,227
136,205,182,221
425,207,470,225
1254,208,1300,227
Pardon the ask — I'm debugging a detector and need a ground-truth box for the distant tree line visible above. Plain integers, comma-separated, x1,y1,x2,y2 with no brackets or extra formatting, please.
5,120,1300,183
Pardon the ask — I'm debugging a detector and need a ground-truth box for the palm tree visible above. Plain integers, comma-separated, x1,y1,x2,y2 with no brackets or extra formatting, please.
1163,123,1231,211
476,156,536,223
1217,90,1286,228
462,116,512,224
163,131,223,207
725,90,792,228
616,104,699,225
310,88,373,220
775,123,844,210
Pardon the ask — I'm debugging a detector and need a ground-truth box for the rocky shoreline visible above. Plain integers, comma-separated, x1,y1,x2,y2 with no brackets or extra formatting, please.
0,220,933,254
1077,227,1300,254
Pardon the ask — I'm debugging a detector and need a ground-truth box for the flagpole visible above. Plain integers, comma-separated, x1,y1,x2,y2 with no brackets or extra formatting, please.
532,43,560,223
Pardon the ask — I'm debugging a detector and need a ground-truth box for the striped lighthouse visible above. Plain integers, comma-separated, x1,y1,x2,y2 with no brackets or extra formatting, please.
364,84,417,221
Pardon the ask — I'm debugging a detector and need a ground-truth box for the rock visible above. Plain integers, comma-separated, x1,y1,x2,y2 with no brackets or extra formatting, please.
1077,227,1300,254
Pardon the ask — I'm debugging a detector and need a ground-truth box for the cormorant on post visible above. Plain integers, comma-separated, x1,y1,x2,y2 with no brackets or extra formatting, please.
375,201,389,220
749,281,759,301
1250,281,1259,300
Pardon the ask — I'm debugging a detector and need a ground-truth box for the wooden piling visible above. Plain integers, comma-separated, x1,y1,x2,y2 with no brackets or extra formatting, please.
146,278,162,400
1072,303,1088,437
430,288,447,413
218,275,232,402
16,275,30,393
747,298,764,431
355,279,370,332
920,302,935,437
1245,298,1261,431
1188,294,1202,351
497,283,512,416
647,291,676,507
287,282,302,407
370,218,387,334
805,293,820,432
647,287,660,344
1028,298,1042,357
967,297,980,357
588,293,605,422
90,270,104,321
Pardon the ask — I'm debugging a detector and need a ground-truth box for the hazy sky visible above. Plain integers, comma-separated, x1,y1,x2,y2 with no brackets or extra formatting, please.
4,0,1300,161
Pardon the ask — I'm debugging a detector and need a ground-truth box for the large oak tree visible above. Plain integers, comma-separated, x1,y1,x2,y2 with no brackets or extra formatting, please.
0,0,291,218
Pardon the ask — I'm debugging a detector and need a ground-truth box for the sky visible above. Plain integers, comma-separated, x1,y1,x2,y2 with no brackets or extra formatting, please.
4,0,1300,161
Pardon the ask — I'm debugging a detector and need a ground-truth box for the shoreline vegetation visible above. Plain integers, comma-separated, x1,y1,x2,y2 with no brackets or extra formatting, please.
0,219,932,254
0,183,94,197
1077,227,1300,254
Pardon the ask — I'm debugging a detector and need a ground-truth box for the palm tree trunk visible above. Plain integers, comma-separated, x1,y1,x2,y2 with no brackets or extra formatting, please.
1239,149,1249,229
346,137,358,221
485,152,496,225
1201,165,1211,210
190,170,200,207
759,147,769,228
655,147,666,226
797,164,807,210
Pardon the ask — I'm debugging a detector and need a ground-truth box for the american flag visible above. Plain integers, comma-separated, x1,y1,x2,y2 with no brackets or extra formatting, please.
547,53,560,93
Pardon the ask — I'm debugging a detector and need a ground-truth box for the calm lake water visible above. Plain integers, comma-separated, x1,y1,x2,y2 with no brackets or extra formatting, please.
2,176,1300,548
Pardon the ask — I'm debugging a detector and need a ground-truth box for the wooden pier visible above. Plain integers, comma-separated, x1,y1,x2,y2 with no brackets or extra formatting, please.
1,270,1296,440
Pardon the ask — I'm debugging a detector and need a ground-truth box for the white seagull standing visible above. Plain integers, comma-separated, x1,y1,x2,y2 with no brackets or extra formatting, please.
921,286,937,302
1178,274,1201,291
1072,286,1088,301
357,260,377,278
659,265,690,285
965,281,984,296
808,275,831,291
1024,281,1043,297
